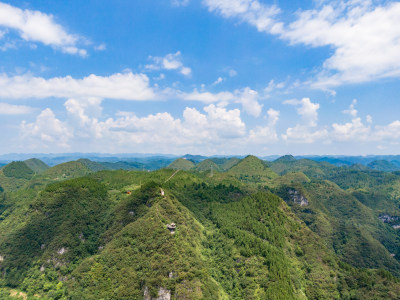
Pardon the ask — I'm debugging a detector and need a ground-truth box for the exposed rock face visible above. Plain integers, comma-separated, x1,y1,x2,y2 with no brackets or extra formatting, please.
378,214,400,229
144,287,171,300
288,189,309,206
378,214,400,223
57,247,67,255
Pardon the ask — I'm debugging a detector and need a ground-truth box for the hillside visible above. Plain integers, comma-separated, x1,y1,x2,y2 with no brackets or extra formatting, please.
0,169,399,298
228,155,278,183
40,161,91,181
195,159,221,172
0,156,399,298
368,160,400,172
220,157,241,170
24,158,49,174
167,158,195,170
2,161,34,180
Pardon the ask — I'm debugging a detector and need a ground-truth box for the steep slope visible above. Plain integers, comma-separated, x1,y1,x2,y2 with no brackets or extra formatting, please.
167,158,195,170
24,158,49,174
273,179,400,277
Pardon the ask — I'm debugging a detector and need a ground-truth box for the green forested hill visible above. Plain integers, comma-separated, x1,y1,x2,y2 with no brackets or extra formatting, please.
195,159,221,172
2,161,34,180
228,155,278,183
0,156,400,299
24,158,49,174
167,158,195,170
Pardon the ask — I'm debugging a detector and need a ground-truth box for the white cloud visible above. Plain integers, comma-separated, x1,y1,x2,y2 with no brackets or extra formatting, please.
236,87,263,117
212,76,224,85
179,87,263,117
282,125,328,143
249,108,279,143
343,99,358,117
0,71,264,117
0,72,157,101
0,102,33,114
204,0,400,88
281,1,400,88
264,79,286,96
284,97,320,126
374,121,400,141
282,98,327,143
21,108,72,148
23,101,248,153
0,2,86,56
204,0,281,33
146,51,192,76
332,117,371,141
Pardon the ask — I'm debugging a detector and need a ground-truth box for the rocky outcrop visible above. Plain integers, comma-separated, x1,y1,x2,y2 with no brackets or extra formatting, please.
378,214,399,223
144,287,171,300
288,189,309,206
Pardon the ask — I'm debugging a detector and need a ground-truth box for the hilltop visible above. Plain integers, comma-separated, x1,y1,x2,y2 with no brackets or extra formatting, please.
167,158,195,170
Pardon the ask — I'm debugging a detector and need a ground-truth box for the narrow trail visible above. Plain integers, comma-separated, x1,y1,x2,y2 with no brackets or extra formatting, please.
164,170,180,183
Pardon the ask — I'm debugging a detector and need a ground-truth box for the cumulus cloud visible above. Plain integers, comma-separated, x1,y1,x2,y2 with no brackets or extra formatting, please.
0,72,157,101
282,98,328,143
248,108,280,143
284,98,320,126
343,99,358,117
21,108,72,148
21,100,249,153
0,2,87,56
0,71,264,117
146,51,192,76
180,87,263,117
0,102,33,114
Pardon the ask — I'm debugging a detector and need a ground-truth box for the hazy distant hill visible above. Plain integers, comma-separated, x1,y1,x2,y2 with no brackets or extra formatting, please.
368,160,400,172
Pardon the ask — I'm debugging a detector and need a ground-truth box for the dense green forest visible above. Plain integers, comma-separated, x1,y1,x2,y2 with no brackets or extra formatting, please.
1,156,400,299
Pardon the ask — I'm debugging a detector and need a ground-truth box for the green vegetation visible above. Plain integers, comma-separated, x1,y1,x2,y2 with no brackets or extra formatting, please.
167,158,195,170
24,158,49,174
367,160,400,172
195,159,221,172
0,155,399,298
2,161,34,180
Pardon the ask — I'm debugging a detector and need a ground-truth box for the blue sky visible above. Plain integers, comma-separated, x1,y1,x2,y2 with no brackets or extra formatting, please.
1,0,400,155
